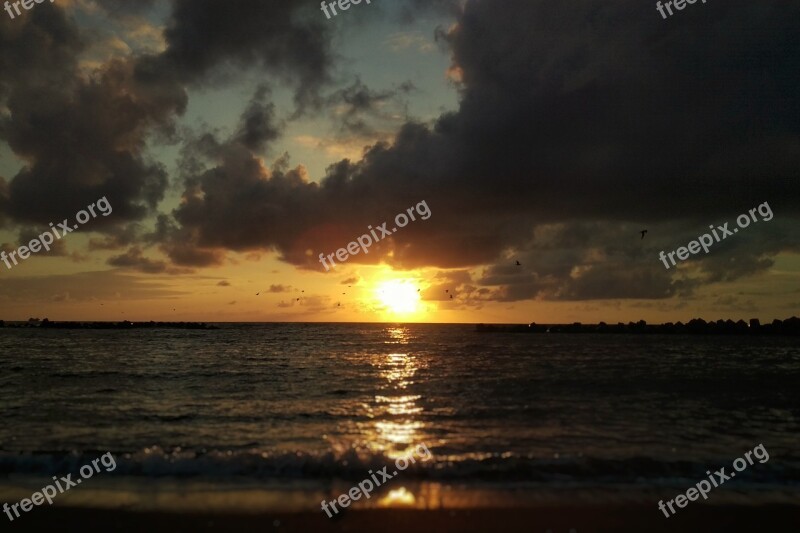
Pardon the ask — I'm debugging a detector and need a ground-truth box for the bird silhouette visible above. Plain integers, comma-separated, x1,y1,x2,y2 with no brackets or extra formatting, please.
450,294,453,299
515,260,521,266
256,292,260,296
640,230,648,239
445,289,449,293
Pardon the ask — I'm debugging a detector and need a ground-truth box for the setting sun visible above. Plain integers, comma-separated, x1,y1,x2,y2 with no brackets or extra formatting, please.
376,280,421,315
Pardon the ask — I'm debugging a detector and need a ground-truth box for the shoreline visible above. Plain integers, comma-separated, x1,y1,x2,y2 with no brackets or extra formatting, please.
477,316,800,335
7,505,800,533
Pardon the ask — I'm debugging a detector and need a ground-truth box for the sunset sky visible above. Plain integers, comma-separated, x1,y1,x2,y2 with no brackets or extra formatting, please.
0,0,798,323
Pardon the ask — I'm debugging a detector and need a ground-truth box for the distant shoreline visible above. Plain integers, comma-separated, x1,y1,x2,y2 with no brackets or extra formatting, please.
0,317,797,334
0,319,217,330
477,317,800,336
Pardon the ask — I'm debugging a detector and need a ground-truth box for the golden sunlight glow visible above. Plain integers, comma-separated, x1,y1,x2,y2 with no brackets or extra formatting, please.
375,280,421,315
378,487,416,507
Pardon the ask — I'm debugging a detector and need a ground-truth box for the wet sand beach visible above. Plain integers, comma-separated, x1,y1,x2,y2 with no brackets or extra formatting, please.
9,505,800,533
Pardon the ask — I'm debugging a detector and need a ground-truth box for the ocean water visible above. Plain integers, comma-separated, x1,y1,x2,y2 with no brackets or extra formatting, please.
0,323,798,510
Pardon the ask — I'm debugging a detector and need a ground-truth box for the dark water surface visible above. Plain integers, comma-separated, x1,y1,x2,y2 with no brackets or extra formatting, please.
0,324,798,509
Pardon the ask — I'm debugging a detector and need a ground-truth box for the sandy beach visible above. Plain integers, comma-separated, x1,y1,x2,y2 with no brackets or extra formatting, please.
6,505,800,533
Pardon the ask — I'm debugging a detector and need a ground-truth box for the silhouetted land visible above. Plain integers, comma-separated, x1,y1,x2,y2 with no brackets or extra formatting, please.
476,317,800,336
0,319,217,330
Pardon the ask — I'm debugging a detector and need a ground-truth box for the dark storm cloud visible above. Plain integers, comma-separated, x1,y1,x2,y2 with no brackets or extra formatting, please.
1,0,332,236
108,246,167,273
17,228,68,257
0,176,8,228
88,223,143,251
165,0,799,300
474,221,693,301
422,270,472,301
326,78,415,136
108,246,190,274
93,0,159,15
137,0,334,112
0,4,82,99
399,0,461,19
157,85,316,267
3,57,182,225
152,214,226,267
2,0,797,304
0,5,186,228
235,84,284,153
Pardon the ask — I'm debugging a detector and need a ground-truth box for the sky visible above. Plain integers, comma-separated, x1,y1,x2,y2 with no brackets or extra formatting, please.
0,0,798,324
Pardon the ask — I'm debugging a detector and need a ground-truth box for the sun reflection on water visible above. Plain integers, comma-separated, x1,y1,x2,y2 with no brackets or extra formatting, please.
365,327,428,458
378,487,416,507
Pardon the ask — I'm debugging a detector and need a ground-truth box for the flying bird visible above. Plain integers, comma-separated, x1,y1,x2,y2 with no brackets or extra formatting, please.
515,260,521,266
640,230,648,240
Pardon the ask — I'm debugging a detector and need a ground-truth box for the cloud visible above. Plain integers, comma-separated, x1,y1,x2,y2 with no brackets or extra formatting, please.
0,269,186,303
136,0,334,113
268,284,290,293
108,246,191,274
88,223,142,251
14,228,69,257
709,295,758,314
2,0,798,305
422,270,472,301
326,78,415,137
0,0,337,246
1,7,184,228
235,84,284,153
91,0,160,15
159,0,799,301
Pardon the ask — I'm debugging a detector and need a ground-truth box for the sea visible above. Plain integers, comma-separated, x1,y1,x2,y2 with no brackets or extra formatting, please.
0,323,798,512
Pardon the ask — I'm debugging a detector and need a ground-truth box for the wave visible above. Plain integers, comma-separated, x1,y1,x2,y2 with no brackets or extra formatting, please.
0,449,797,487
